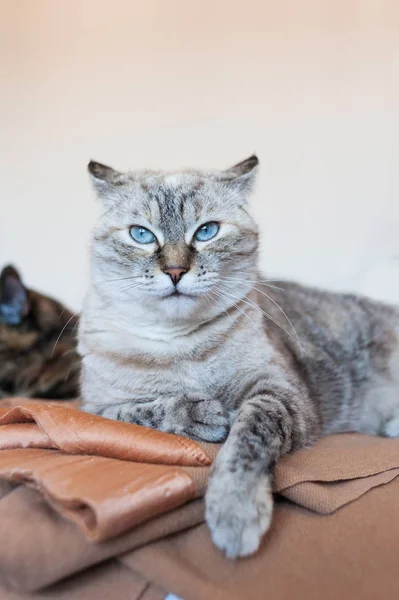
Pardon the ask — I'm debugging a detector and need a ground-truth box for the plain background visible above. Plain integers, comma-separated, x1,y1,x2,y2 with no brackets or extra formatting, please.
1,0,398,311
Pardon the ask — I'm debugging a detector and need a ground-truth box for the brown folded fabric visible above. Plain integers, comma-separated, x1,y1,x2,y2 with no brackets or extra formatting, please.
0,398,80,410
0,403,211,548
0,404,212,467
1,400,399,595
0,447,196,541
1,403,398,539
124,477,399,600
274,433,399,513
0,483,205,592
0,559,165,600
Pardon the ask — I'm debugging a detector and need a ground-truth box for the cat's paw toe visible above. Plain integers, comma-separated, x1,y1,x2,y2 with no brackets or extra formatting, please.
189,399,229,442
205,472,272,558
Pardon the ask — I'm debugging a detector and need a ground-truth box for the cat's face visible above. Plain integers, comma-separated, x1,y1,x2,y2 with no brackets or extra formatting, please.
89,156,260,321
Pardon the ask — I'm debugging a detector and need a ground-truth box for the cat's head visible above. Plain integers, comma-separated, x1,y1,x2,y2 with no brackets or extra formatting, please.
88,156,260,321
0,266,30,327
0,265,77,350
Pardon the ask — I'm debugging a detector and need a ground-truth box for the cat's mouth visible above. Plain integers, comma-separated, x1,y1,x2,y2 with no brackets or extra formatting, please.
164,289,196,299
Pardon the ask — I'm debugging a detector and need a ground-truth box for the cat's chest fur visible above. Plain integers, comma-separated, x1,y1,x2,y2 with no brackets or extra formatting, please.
79,299,274,408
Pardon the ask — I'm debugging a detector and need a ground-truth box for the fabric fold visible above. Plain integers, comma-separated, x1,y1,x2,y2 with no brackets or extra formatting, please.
0,484,205,592
1,404,399,538
122,477,399,600
274,433,399,513
0,403,212,467
0,559,165,600
0,399,399,596
0,447,196,541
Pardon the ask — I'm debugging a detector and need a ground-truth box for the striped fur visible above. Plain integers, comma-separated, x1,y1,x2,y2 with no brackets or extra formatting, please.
80,156,399,558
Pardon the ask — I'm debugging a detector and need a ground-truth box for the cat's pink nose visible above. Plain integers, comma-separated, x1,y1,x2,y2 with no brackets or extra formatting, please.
163,267,188,285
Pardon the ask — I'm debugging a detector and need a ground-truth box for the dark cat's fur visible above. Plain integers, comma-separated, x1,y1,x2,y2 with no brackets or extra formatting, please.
0,265,80,399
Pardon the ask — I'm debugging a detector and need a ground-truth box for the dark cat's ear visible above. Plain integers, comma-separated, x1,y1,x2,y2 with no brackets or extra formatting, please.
0,265,30,326
87,160,127,204
220,155,259,198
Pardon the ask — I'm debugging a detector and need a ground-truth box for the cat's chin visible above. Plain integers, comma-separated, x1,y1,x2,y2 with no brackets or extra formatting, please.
156,292,203,319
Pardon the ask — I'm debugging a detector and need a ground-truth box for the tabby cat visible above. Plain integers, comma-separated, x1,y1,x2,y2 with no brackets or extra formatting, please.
79,156,399,558
0,265,80,399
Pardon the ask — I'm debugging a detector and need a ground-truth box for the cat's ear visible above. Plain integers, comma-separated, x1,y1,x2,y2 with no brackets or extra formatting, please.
220,155,259,198
87,160,127,204
0,265,30,326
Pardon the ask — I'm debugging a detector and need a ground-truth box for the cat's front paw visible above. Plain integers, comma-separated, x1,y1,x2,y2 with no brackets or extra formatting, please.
205,470,273,558
178,398,229,442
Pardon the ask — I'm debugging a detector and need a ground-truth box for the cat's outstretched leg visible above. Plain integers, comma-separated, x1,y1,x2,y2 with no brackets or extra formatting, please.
206,382,319,558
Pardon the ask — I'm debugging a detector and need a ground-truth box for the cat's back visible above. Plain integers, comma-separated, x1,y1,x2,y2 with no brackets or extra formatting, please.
257,277,399,348
257,276,399,431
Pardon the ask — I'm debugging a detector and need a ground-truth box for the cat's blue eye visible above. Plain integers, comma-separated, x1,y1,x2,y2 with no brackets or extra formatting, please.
129,225,156,244
194,222,219,242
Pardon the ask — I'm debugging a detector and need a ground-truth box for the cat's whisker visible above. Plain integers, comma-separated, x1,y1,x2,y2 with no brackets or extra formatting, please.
64,359,77,383
81,328,112,335
51,312,79,358
202,292,211,310
223,280,302,351
247,286,302,346
94,275,144,285
223,273,282,283
222,277,285,292
204,291,238,329
69,320,79,340
218,286,301,350
61,348,74,357
119,282,141,291
204,291,223,314
214,289,270,337
211,289,262,335
119,282,146,294
222,280,284,291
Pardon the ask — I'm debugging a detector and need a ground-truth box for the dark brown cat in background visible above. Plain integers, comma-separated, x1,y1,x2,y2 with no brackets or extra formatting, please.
0,265,80,399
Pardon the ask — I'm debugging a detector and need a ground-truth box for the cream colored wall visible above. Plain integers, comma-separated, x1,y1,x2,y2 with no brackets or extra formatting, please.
0,0,398,310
